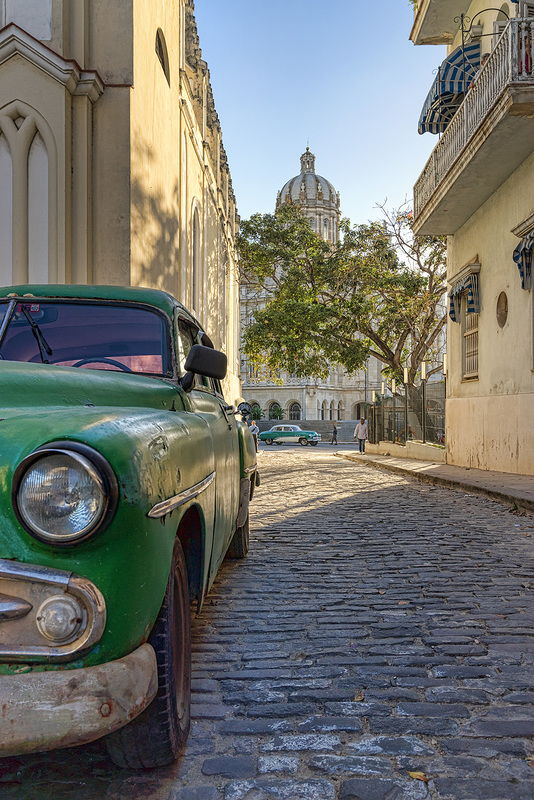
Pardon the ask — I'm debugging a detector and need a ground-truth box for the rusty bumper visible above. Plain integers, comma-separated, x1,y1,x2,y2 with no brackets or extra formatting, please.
0,642,158,756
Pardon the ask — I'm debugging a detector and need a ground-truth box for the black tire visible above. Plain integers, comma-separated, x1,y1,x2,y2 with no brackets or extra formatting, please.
310,440,318,447
299,438,308,446
105,539,191,768
264,438,273,445
226,514,250,559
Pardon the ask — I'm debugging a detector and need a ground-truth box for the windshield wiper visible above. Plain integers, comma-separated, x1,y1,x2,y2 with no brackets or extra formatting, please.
20,306,53,364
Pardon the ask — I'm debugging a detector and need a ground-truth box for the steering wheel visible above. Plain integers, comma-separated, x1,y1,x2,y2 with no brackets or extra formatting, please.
72,357,133,372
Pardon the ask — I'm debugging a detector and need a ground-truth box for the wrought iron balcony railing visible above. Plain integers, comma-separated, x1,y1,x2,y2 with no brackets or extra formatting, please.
414,19,534,222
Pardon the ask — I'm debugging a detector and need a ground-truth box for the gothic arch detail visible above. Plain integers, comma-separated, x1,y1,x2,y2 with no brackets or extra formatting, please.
0,102,57,285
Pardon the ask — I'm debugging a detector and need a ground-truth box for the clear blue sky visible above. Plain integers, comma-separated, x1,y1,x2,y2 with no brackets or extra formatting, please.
194,0,445,224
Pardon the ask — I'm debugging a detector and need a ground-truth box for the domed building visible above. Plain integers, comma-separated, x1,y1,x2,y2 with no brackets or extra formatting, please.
240,149,382,433
276,148,341,244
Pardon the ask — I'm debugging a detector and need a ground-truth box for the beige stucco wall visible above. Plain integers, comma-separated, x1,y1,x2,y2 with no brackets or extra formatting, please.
446,148,534,473
0,0,242,403
126,0,241,402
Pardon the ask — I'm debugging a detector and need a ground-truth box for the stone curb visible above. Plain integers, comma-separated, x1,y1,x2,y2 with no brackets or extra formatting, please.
336,452,534,515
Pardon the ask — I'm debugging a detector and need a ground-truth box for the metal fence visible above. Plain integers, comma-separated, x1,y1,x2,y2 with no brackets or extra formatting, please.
368,381,445,447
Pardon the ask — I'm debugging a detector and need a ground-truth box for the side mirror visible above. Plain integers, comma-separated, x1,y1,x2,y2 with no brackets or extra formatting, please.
237,402,252,419
180,344,227,391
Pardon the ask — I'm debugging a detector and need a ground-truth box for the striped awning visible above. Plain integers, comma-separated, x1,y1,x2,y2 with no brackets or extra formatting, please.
449,268,480,323
419,42,481,135
513,230,534,290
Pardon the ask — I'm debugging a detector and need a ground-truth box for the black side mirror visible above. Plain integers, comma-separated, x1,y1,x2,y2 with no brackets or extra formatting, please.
237,402,252,419
180,344,227,391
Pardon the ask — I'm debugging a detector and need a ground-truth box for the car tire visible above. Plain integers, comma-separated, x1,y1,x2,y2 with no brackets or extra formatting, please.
226,514,250,559
105,539,191,768
310,441,318,447
264,438,273,445
299,438,308,446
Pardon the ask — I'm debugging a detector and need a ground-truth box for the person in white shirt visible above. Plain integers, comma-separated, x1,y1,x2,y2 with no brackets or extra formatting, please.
249,421,260,451
354,418,368,453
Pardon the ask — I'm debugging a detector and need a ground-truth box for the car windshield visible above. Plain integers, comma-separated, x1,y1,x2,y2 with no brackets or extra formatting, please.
0,300,171,376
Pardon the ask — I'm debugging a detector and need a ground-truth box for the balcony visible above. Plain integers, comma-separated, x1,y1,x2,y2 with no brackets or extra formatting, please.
410,0,466,45
413,19,534,235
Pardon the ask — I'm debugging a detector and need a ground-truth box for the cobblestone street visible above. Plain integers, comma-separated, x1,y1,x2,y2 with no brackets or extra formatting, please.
3,448,534,800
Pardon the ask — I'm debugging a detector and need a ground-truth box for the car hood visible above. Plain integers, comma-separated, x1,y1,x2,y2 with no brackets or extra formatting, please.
0,360,178,413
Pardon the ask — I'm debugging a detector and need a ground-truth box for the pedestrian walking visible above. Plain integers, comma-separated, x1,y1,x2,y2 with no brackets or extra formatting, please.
331,425,338,445
354,417,368,453
249,420,260,452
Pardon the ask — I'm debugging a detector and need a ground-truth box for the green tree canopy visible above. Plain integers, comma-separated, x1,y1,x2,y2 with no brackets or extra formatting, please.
237,203,446,385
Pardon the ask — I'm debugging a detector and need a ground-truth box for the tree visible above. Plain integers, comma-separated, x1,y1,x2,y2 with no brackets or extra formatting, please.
237,203,446,385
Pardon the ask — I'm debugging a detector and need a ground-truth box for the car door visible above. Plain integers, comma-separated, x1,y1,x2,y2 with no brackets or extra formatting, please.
288,426,300,443
176,318,240,579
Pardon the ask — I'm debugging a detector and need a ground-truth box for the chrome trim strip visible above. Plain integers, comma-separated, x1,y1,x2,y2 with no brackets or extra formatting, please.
243,464,257,475
0,559,71,586
147,471,216,519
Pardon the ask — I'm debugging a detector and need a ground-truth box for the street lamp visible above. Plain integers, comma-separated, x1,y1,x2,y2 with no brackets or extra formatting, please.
403,368,409,444
380,382,385,444
421,362,427,443
391,378,396,444
371,390,376,443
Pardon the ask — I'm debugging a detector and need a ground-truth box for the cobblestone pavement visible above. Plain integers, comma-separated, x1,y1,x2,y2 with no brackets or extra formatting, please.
3,448,534,800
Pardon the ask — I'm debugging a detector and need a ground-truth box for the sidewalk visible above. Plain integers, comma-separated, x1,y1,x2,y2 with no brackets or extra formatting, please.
336,450,534,514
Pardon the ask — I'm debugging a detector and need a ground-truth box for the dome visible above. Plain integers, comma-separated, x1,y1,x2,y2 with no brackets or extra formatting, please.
276,148,339,210
276,148,341,244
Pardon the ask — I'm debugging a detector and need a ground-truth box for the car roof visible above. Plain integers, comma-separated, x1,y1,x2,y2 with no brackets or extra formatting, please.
0,284,192,323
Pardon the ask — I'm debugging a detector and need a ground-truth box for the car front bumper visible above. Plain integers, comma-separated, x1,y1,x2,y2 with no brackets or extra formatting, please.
0,642,158,757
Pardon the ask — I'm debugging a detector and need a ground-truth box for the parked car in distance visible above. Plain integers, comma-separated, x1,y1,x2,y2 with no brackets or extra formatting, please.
0,284,259,769
259,424,321,446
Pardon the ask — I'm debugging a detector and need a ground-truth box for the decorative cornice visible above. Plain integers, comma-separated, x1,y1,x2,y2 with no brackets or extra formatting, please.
511,212,534,238
0,24,104,102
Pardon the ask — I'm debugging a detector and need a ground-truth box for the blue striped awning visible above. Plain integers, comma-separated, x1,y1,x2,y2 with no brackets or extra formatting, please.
419,42,481,135
449,270,480,323
513,230,534,290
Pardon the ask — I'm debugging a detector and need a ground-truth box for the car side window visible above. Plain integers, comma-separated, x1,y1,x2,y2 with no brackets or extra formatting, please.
177,319,202,389
177,318,194,367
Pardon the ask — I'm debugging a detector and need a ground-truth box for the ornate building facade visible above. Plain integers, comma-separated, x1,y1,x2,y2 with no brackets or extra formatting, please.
240,149,382,422
0,0,242,401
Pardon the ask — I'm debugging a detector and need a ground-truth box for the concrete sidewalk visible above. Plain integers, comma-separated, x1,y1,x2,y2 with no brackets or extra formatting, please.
336,450,534,514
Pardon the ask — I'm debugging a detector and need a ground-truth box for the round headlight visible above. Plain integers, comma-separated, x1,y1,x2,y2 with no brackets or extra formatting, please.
14,447,116,544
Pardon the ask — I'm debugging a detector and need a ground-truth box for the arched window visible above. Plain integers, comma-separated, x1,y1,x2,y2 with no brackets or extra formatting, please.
155,29,170,85
28,132,48,284
321,400,327,420
268,402,282,420
0,107,56,284
337,401,343,420
289,402,301,420
330,400,335,420
0,132,12,284
250,403,261,420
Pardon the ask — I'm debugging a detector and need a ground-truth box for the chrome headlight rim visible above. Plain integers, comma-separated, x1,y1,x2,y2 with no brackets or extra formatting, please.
12,442,119,547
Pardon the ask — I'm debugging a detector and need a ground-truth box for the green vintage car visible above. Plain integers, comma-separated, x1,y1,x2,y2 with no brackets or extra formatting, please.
0,285,258,768
258,424,321,446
